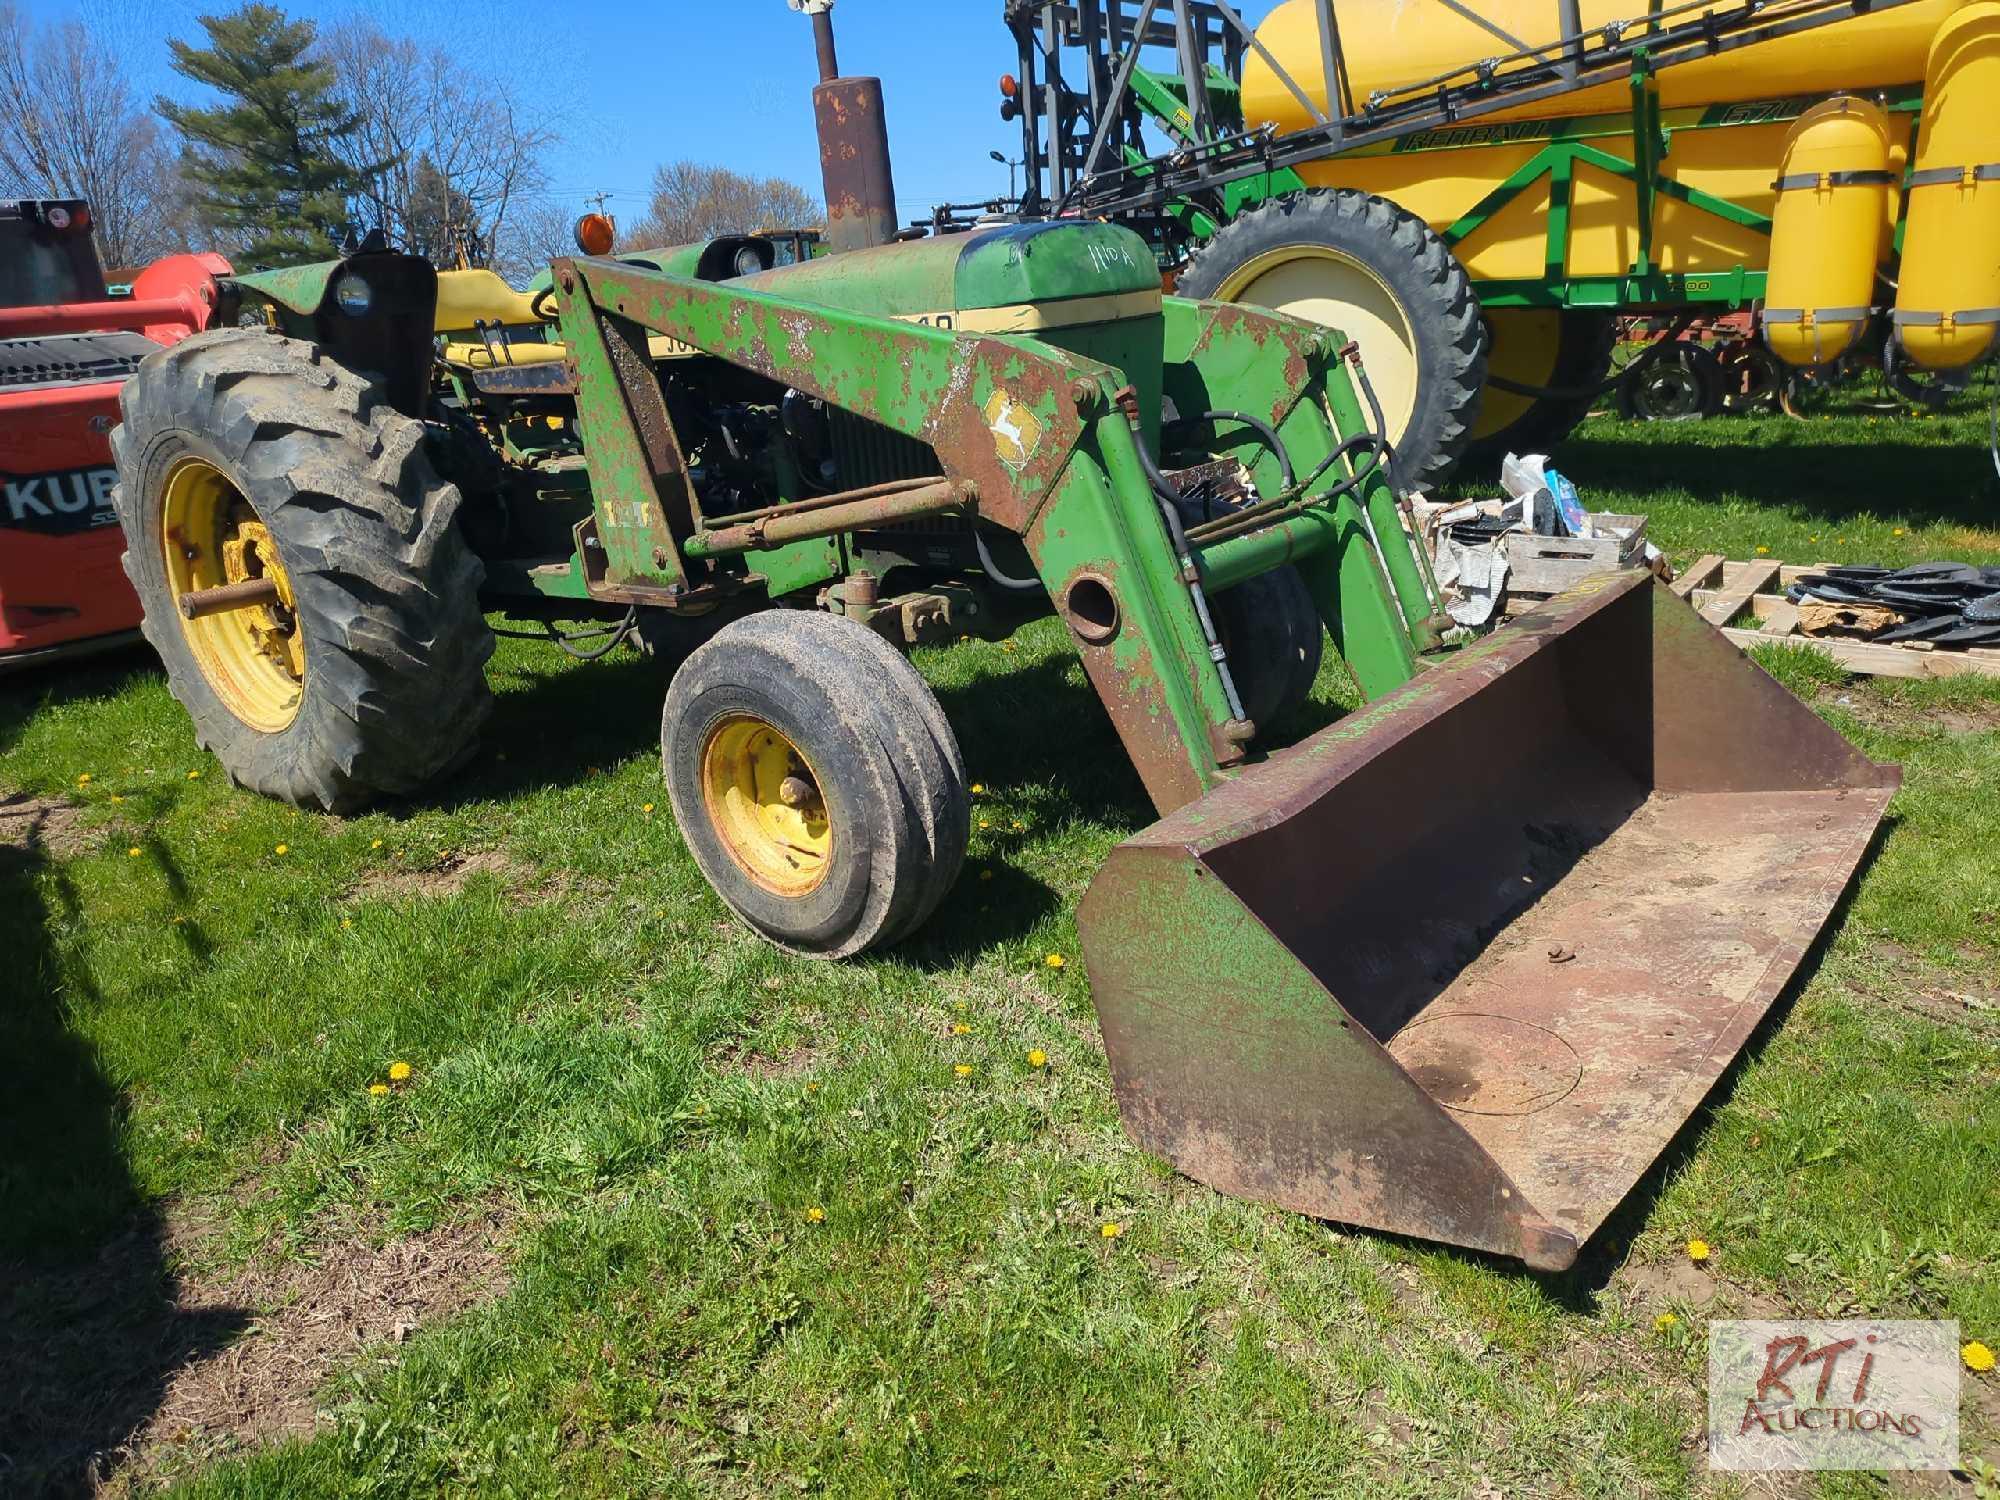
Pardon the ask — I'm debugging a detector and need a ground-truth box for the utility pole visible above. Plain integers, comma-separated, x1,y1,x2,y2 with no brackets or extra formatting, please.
989,150,1024,201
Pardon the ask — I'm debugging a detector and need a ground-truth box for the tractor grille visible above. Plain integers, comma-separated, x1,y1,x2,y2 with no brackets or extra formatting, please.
827,408,964,536
0,331,156,392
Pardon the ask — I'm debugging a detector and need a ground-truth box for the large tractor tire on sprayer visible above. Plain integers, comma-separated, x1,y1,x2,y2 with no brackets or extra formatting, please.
1463,309,1617,466
1176,188,1487,493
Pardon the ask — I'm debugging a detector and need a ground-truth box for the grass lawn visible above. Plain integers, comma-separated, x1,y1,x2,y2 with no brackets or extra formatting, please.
3,392,1999,1497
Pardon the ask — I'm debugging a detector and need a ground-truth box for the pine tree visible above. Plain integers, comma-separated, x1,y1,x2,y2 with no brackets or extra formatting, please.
158,4,386,267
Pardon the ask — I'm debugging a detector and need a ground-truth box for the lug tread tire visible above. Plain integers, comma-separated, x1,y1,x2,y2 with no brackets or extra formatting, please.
661,610,970,959
111,328,493,813
1177,188,1486,493
1464,310,1618,466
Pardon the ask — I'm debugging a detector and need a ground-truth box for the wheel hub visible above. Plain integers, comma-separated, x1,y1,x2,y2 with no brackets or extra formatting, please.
700,716,832,897
160,458,304,731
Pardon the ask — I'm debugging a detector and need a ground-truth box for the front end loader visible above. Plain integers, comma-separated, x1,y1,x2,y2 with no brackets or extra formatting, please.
106,4,1894,1270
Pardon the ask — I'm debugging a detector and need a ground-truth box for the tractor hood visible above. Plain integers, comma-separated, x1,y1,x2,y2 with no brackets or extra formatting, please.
734,220,1168,440
734,220,1162,333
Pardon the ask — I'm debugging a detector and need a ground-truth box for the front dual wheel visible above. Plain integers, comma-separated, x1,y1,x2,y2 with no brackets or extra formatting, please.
662,611,971,958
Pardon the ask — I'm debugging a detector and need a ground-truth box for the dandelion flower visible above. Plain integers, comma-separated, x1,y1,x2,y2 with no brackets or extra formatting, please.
970,782,985,794
187,769,201,779
979,818,992,829
1754,546,1769,555
1027,1048,1048,1068
127,846,141,858
368,1082,389,1097
1893,528,1904,536
951,1023,970,1035
370,838,383,849
1011,820,1025,831
953,1063,974,1078
110,794,123,803
76,773,92,785
274,843,289,856
1965,1341,1996,1373
388,1061,412,1082
1654,1312,1678,1332
1687,1238,1711,1263
341,918,352,929
805,1206,826,1224
1100,1222,1124,1239
642,803,655,814
1045,954,1065,969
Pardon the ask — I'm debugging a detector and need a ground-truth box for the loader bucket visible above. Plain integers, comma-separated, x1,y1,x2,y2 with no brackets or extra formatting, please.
1078,570,1898,1270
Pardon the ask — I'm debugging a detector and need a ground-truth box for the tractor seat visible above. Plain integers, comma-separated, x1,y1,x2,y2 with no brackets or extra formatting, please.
434,268,544,334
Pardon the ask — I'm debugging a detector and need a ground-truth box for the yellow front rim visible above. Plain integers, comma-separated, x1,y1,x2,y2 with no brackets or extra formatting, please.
1215,246,1420,448
1473,309,1566,439
160,458,304,732
699,716,832,898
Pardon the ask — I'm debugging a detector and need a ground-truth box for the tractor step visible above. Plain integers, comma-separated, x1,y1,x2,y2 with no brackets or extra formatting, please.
1078,568,1897,1269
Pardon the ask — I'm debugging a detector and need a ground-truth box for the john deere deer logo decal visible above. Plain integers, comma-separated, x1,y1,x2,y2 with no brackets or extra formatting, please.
983,389,1043,469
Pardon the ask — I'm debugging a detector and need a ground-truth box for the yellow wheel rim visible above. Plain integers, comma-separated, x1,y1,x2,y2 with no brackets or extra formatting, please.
1473,309,1566,440
160,457,304,731
699,716,832,898
1214,246,1420,449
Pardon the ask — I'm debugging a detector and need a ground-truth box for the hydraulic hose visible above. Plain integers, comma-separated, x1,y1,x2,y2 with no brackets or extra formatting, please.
1164,408,1296,493
1122,400,1250,726
490,605,640,660
974,524,1045,593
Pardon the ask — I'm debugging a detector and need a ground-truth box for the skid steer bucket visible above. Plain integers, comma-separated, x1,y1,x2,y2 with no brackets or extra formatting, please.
1079,571,1898,1270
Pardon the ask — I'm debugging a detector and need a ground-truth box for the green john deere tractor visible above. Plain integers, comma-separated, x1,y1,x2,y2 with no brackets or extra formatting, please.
109,4,1896,1271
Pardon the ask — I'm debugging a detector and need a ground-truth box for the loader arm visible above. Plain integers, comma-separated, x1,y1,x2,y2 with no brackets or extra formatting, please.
550,253,1429,813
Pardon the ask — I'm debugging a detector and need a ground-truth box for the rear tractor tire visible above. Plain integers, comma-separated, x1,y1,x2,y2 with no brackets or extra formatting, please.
111,328,494,812
661,610,970,958
1176,188,1486,493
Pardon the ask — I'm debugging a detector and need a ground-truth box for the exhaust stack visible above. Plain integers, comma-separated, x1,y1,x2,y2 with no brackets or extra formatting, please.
795,0,899,252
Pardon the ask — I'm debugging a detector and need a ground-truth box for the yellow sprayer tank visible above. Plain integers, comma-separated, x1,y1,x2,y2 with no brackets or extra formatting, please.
1245,0,1962,130
1894,0,2000,368
1231,0,1993,375
1763,98,1898,368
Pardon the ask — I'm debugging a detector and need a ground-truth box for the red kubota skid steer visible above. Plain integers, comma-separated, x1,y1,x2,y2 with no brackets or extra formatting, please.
0,199,223,670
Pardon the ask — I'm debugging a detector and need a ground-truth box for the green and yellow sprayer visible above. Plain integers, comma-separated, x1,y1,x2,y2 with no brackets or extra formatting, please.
1005,0,2000,481
109,0,1896,1269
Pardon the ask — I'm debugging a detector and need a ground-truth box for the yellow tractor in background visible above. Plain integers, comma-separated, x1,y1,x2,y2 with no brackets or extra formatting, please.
1004,0,2000,483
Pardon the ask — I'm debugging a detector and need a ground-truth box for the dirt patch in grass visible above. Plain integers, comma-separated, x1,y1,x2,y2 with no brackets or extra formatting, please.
1853,941,2000,1030
1817,684,2000,736
350,848,528,903
0,1202,512,1495
0,790,99,862
713,1040,821,1079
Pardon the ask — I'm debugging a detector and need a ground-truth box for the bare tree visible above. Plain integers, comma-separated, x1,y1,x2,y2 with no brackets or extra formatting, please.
492,199,584,283
0,3,192,269
628,161,821,247
320,20,554,268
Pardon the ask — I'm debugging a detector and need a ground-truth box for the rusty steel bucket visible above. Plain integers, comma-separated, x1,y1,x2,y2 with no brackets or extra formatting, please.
1078,570,1898,1270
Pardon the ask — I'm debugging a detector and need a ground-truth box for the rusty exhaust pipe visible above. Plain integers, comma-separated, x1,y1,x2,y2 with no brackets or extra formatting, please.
796,0,899,252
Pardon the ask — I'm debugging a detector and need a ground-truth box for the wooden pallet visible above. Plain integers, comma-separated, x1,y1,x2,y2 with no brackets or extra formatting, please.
1671,555,2000,680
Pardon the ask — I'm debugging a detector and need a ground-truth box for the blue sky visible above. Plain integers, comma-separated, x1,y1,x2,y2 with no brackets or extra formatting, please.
35,0,1075,226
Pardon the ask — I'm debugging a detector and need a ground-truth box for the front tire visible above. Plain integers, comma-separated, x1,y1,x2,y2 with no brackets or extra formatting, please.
111,329,493,812
1177,189,1486,493
661,611,970,958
